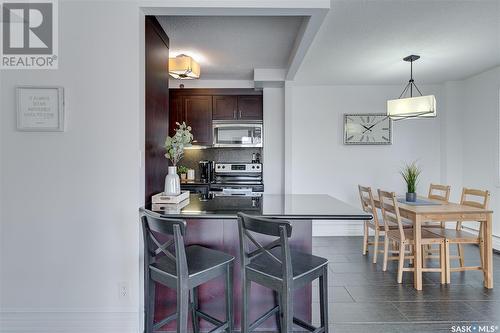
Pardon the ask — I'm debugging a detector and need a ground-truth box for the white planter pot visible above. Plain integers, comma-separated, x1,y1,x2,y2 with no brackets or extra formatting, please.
164,166,181,195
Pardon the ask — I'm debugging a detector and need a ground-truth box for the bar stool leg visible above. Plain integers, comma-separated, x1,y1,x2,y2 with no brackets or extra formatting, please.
273,291,282,331
190,288,199,333
176,287,189,333
280,288,293,332
145,278,155,333
225,263,234,332
241,273,250,333
319,266,329,332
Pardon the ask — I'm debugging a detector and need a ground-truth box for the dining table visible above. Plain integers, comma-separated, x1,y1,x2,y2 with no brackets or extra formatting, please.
372,195,494,290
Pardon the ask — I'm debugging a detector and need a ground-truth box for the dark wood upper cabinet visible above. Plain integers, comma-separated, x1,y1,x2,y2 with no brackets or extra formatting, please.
237,95,263,120
184,96,213,145
145,16,169,203
213,95,237,120
169,95,183,136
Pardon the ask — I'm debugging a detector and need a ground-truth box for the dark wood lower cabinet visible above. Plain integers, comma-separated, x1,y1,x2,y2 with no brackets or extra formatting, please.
154,218,312,331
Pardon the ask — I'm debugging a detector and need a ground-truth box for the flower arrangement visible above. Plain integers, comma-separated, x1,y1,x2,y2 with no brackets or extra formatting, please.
164,122,193,166
400,160,421,194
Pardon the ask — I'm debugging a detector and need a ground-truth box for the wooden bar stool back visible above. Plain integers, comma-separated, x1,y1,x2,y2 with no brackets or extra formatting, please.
238,212,329,333
378,190,446,284
141,209,234,333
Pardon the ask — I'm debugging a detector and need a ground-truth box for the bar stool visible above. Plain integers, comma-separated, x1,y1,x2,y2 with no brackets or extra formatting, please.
141,209,234,333
237,212,329,333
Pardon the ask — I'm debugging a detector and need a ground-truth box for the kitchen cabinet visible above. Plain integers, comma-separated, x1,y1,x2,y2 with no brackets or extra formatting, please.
169,89,262,146
184,96,213,145
213,96,237,120
237,95,263,120
212,95,262,121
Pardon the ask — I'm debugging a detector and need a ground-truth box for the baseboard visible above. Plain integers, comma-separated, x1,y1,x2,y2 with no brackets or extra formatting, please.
312,220,363,236
0,310,139,333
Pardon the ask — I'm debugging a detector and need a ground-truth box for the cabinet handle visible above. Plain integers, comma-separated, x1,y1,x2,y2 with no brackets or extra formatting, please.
233,110,237,119
239,110,242,118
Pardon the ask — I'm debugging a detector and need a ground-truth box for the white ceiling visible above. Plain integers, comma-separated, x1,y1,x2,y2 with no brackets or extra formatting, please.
295,0,500,84
157,16,305,80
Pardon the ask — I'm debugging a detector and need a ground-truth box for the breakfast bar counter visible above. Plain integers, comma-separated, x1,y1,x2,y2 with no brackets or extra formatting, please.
142,194,371,331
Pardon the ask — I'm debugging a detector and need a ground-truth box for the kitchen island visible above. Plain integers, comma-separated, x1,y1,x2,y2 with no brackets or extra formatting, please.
142,193,371,331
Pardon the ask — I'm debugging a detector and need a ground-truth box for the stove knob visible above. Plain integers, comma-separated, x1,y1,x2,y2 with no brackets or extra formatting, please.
252,165,255,169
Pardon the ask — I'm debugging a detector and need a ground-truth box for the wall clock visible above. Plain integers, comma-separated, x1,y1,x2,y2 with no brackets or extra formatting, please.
343,113,392,145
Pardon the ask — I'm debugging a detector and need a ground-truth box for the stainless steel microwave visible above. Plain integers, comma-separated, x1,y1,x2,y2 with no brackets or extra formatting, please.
212,121,263,148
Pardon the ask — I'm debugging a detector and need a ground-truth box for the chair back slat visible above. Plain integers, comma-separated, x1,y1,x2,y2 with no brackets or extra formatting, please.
457,188,490,229
140,209,188,279
378,189,405,239
237,213,293,283
428,183,451,202
358,185,380,227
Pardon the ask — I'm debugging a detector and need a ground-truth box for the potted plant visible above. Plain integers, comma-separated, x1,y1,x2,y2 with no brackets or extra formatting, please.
177,165,189,181
164,122,193,195
400,161,421,202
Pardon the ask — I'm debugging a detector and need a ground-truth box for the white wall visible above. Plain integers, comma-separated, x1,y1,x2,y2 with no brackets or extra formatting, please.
460,66,500,242
263,87,285,194
0,2,141,332
287,84,444,235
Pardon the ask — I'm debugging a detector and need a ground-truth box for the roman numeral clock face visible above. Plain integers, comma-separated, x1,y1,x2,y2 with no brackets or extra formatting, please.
344,114,392,145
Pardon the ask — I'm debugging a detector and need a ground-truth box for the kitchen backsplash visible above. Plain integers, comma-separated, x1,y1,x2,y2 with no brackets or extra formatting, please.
179,147,262,177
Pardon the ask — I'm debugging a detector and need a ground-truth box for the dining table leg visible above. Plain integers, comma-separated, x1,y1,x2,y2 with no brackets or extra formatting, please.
483,213,493,289
413,215,423,290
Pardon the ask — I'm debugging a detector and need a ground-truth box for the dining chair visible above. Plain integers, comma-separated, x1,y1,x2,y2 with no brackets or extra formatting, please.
378,189,446,284
237,212,329,333
359,185,411,264
422,184,451,263
425,188,490,283
141,209,234,333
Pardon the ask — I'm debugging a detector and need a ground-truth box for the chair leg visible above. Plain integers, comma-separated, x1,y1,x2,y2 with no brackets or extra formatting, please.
241,274,251,333
144,277,155,333
408,245,414,266
190,288,199,333
280,288,293,333
439,242,446,284
382,236,389,271
445,240,451,284
176,287,189,333
479,223,484,268
373,228,379,264
319,266,329,332
362,222,369,255
397,242,405,284
272,291,282,332
225,263,234,333
457,244,465,267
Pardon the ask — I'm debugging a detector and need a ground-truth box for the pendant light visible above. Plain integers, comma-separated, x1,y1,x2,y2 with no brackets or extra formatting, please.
387,55,436,120
168,54,200,80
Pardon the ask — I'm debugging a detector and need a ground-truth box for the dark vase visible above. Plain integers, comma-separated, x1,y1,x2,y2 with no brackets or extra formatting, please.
406,192,417,202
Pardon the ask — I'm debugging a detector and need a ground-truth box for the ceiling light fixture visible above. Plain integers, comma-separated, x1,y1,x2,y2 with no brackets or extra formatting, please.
387,55,436,120
168,54,200,80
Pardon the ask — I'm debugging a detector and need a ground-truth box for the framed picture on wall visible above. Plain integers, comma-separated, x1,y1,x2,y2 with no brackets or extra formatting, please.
343,113,392,145
16,86,65,131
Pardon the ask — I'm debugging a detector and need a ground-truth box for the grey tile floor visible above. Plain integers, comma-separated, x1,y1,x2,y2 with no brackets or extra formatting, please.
310,236,500,333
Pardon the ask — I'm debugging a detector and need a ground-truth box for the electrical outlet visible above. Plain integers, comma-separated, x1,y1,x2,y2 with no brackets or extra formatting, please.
118,282,129,298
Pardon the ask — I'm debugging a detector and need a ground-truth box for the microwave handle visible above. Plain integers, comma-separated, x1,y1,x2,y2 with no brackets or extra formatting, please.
233,109,237,119
238,110,242,118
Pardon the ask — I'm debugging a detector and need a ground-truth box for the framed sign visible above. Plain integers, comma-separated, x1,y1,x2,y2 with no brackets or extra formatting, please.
17,86,64,131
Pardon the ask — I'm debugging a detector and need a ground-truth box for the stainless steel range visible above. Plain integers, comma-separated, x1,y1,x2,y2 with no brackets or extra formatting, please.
211,162,264,195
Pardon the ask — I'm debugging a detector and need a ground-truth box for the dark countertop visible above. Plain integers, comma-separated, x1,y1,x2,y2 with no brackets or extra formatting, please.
144,194,372,220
